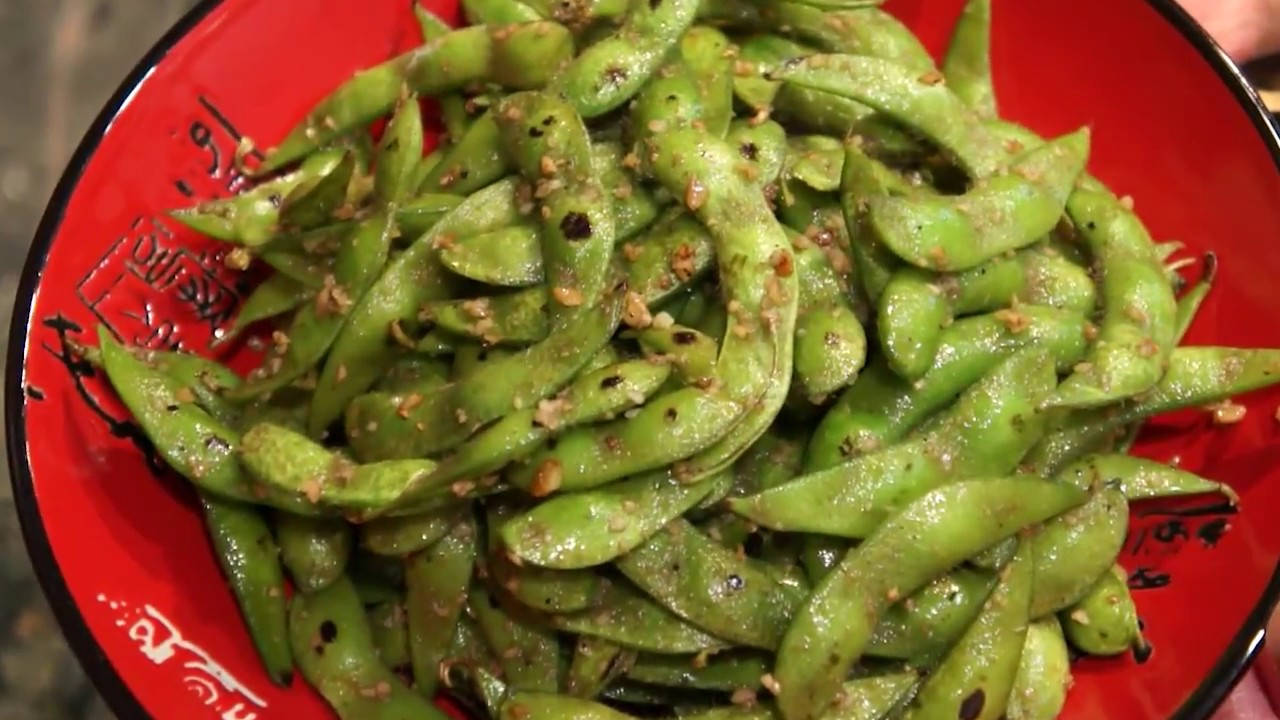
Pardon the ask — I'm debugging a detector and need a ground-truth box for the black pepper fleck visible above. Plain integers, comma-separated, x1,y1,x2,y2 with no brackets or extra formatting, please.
561,212,593,240
958,688,984,720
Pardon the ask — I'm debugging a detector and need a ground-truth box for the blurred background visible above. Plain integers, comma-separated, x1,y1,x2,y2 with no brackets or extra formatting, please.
0,5,200,719
1,1,1279,720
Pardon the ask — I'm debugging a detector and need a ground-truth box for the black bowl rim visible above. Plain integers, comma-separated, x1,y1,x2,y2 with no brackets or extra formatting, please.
6,0,1280,718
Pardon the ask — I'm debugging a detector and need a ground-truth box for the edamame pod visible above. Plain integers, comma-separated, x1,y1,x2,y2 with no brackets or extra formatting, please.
1024,346,1280,474
551,580,729,654
764,3,935,74
439,224,545,288
771,54,1005,179
1006,618,1072,720
731,349,1058,537
875,247,1095,380
616,518,807,649
902,541,1032,720
500,692,637,719
676,673,918,720
289,577,448,719
307,175,497,435
1055,453,1237,503
942,0,995,117
1029,487,1129,618
471,587,563,692
171,149,345,245
624,211,717,307
200,496,292,686
551,0,701,118
423,287,549,346
501,471,721,569
1061,564,1143,657
359,507,460,557
407,516,477,697
228,210,400,399
422,113,510,196
805,307,1089,471
274,512,353,593
867,567,997,667
567,636,636,698
261,23,575,171
97,328,323,515
772,478,1086,720
869,129,1091,272
1045,186,1178,408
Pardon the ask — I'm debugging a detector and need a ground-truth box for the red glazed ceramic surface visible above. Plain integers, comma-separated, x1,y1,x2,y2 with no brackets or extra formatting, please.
8,0,1280,718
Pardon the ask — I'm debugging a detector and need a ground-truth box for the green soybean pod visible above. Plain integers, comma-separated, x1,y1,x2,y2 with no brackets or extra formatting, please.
373,92,424,205
218,273,311,344
772,54,1005,179
227,210,400,400
1006,618,1072,720
771,478,1085,720
942,0,995,117
592,142,663,242
566,636,637,698
261,22,575,172
486,500,603,614
171,148,345,245
676,673,918,720
1055,453,1237,503
551,580,729,654
868,129,1090,272
867,567,997,667
725,119,790,189
200,496,292,686
1045,185,1178,409
96,328,322,515
805,306,1090,471
615,518,807,649
367,600,410,670
732,34,812,111
731,349,1059,538
501,471,721,569
500,693,637,719
681,25,735,137
1030,487,1129,618
439,224,544,288
902,541,1032,720
307,173,519,438
840,142,910,303
623,211,717,307
420,113,509,196
627,651,770,691
1060,564,1143,657
471,587,563,692
765,3,936,74
274,512,353,593
359,507,459,557
407,516,477,697
630,62,705,146
289,577,449,719
422,287,549,346
1025,346,1280,474
551,0,701,118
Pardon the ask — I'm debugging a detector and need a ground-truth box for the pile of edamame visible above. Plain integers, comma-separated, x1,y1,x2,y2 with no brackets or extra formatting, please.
92,0,1280,717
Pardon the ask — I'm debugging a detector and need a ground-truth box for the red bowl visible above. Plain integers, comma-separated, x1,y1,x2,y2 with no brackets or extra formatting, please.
8,0,1280,717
